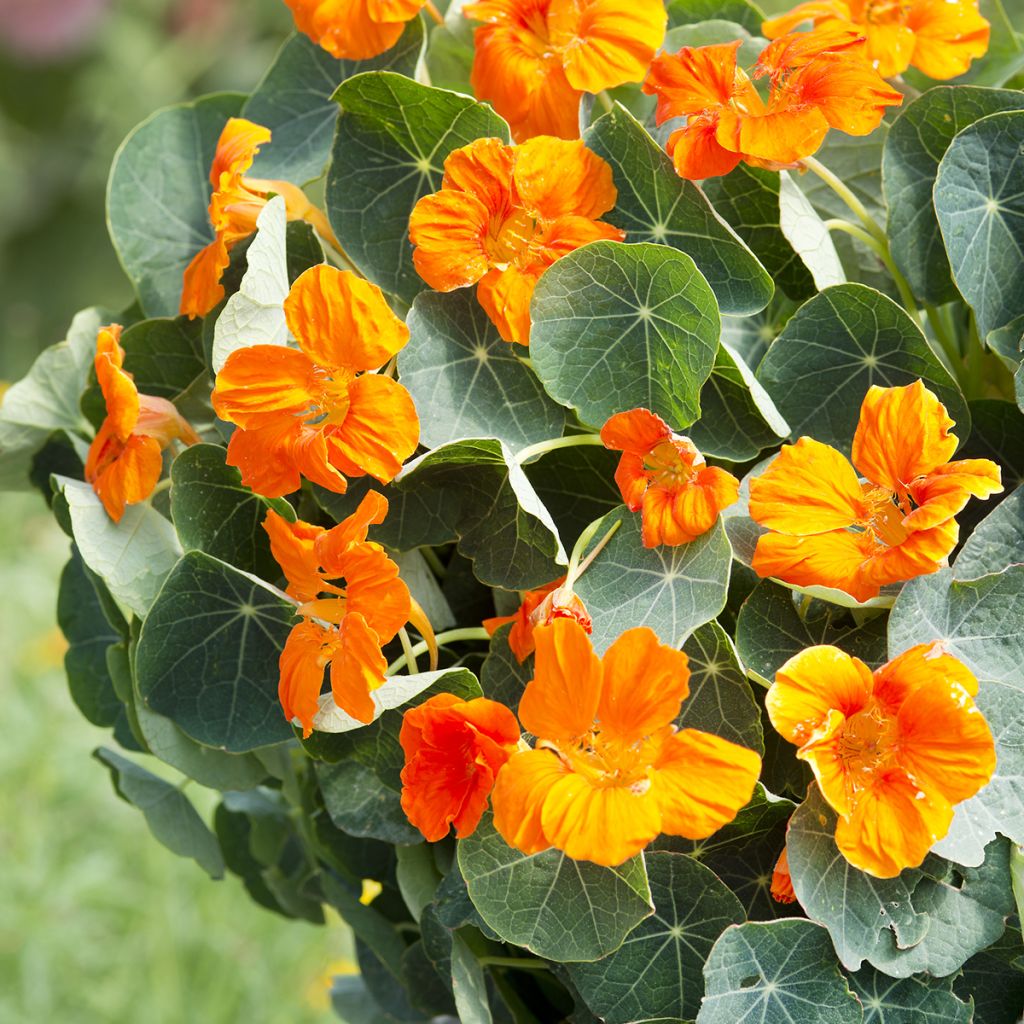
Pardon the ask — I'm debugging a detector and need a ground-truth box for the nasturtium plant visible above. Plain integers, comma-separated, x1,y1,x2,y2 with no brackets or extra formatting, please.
5,0,1024,1019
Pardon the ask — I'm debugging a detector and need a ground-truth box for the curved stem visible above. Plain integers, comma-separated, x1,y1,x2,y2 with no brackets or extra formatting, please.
596,90,614,113
565,516,621,587
924,304,962,374
398,626,419,675
515,432,604,465
386,626,491,676
823,219,920,317
801,157,886,245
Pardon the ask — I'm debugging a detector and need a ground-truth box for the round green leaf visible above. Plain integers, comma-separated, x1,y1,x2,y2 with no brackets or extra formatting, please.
883,86,1024,305
326,71,509,304
107,92,244,317
697,919,862,1024
955,483,1024,578
243,23,424,185
135,550,296,752
565,852,745,1024
458,814,653,963
786,787,1014,977
572,507,732,654
530,240,720,430
401,290,566,451
756,284,968,453
848,965,972,1024
936,110,1024,337
584,104,772,316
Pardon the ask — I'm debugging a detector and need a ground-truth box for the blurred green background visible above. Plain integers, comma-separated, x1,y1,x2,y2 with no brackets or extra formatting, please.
0,2,351,1020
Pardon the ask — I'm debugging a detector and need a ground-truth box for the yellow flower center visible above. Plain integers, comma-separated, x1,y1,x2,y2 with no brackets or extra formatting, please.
644,439,699,489
836,702,899,783
486,208,541,269
307,365,354,427
551,729,665,791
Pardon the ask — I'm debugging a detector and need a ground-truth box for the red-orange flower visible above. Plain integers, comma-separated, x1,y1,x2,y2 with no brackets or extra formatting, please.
483,576,592,661
601,408,740,548
749,381,1002,602
768,643,995,877
408,136,623,345
763,0,989,79
491,619,762,866
211,264,419,498
284,0,426,61
466,0,667,141
266,491,412,732
771,847,797,903
400,693,521,841
180,117,337,318
642,32,902,180
84,325,199,521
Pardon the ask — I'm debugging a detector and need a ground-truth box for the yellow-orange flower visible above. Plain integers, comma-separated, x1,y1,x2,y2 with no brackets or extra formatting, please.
749,381,1002,602
491,619,762,867
211,264,419,498
400,693,521,841
768,643,995,877
483,576,592,662
408,136,623,345
180,117,337,318
771,847,797,903
763,0,989,79
284,0,426,61
642,32,902,180
266,491,412,732
466,0,667,141
84,325,199,521
601,408,739,548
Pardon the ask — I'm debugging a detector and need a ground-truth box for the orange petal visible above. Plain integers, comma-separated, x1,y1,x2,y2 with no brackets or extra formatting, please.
279,619,331,738
325,373,420,483
756,25,866,79
749,437,866,534
492,748,569,855
209,117,272,187
513,137,618,221
651,728,762,839
283,0,408,59
87,431,163,522
656,465,739,546
263,509,326,601
337,543,412,643
600,407,672,456
614,454,651,510
796,707,855,816
290,425,351,495
541,773,662,865
768,645,873,746
761,0,853,38
180,237,232,319
285,265,410,373
476,265,542,345
212,345,317,429
856,518,958,594
224,419,305,498
852,381,958,493
441,137,515,219
718,102,829,166
598,627,690,741
135,395,200,448
366,0,425,22
409,189,492,291
905,0,990,79
643,41,746,123
93,325,138,440
834,768,953,877
873,641,979,707
330,611,388,724
316,490,390,565
752,529,881,601
518,618,602,742
533,214,625,261
771,847,797,903
905,459,1002,531
666,118,744,181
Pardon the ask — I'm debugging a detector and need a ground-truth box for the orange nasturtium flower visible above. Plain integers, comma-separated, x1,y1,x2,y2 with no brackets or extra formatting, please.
601,408,740,548
768,643,996,877
763,0,990,80
283,0,426,61
771,847,797,904
400,693,521,841
642,32,902,180
266,491,413,732
466,0,668,141
180,117,337,319
85,325,199,521
483,576,592,662
211,264,419,498
749,381,1002,602
408,136,624,345
491,619,762,867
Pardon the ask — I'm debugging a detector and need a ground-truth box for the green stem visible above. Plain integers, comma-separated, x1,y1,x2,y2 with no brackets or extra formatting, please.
596,90,614,113
419,545,447,578
823,218,919,318
515,432,604,465
386,627,491,675
802,157,886,245
478,956,551,972
150,477,172,498
398,626,419,675
924,304,962,376
964,313,986,399
565,516,621,587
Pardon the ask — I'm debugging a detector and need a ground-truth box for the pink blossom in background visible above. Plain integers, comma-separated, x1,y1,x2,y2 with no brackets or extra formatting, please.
0,0,110,61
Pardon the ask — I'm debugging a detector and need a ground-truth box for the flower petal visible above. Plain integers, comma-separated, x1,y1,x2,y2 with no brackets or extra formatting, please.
513,136,618,221
263,509,326,601
752,529,880,601
212,345,317,429
330,610,388,724
905,458,1002,531
284,0,407,59
600,407,672,456
492,748,569,855
476,265,542,345
279,620,330,738
316,490,390,564
180,237,232,319
409,189,493,291
338,542,412,643
224,419,305,498
441,137,515,218
905,0,990,79
87,431,163,522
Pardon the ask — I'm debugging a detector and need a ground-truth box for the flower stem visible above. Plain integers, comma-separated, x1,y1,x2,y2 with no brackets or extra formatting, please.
150,477,172,498
386,627,491,675
398,626,419,674
424,0,445,24
478,956,551,972
515,432,605,465
565,515,621,587
801,156,886,245
419,545,447,578
596,90,614,113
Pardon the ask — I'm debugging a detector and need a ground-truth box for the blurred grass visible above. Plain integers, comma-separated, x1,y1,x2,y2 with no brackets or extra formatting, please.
0,491,352,1023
